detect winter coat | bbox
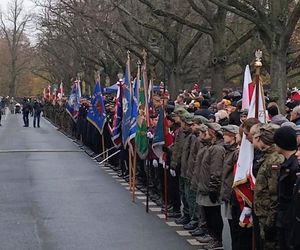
[186,137,202,181]
[191,141,210,191]
[253,149,284,227]
[291,175,300,248]
[180,130,194,178]
[277,154,300,229]
[170,127,185,171]
[196,139,225,195]
[220,143,239,202]
[270,114,289,125]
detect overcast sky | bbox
[0,0,35,14]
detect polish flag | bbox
[233,65,266,208]
[242,65,255,109]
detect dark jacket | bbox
[277,154,300,229]
[220,143,239,202]
[191,141,210,191]
[170,127,185,171]
[33,102,43,114]
[197,138,225,194]
[180,129,194,178]
[291,174,300,247]
[186,137,202,181]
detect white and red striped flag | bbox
[233,65,266,207]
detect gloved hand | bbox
[239,207,253,228]
[162,163,169,170]
[170,169,176,177]
[208,191,219,203]
[152,159,159,168]
[147,131,153,139]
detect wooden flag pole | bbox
[132,148,137,202]
[253,49,262,250]
[254,50,262,119]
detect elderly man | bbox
[290,105,300,125]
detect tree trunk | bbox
[269,48,287,111]
[168,66,182,99]
[210,36,226,101]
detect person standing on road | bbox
[22,98,32,127]
[274,126,300,250]
[33,99,43,128]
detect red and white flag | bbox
[233,65,266,207]
[241,65,255,110]
[57,82,64,100]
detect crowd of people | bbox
[42,85,300,250]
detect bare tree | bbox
[0,0,31,97]
[208,0,300,107]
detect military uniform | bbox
[254,149,284,250]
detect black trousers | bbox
[33,112,41,127]
[168,170,181,212]
[229,205,252,250]
[203,205,223,242]
[23,113,29,126]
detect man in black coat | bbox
[33,100,43,128]
[22,98,32,127]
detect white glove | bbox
[152,159,158,168]
[147,131,153,139]
[163,163,169,169]
[239,207,253,228]
[170,169,176,177]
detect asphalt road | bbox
[0,113,230,250]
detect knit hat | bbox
[273,126,297,151]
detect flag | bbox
[57,82,64,100]
[87,81,106,135]
[111,81,123,147]
[152,107,173,163]
[121,56,132,147]
[66,80,81,121]
[135,70,148,159]
[233,79,266,207]
[128,78,138,150]
[241,65,255,110]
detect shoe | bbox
[161,204,172,212]
[0,124,2,126]
[167,211,182,218]
[190,227,207,236]
[203,239,223,249]
[183,221,198,230]
[175,215,190,225]
[196,234,213,243]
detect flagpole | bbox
[95,71,107,165]
[126,51,134,193]
[254,50,262,119]
[142,50,150,212]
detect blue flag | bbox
[128,78,138,150]
[87,81,106,135]
[66,80,81,121]
[122,60,132,147]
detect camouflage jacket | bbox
[254,149,284,226]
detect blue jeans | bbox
[33,112,41,127]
